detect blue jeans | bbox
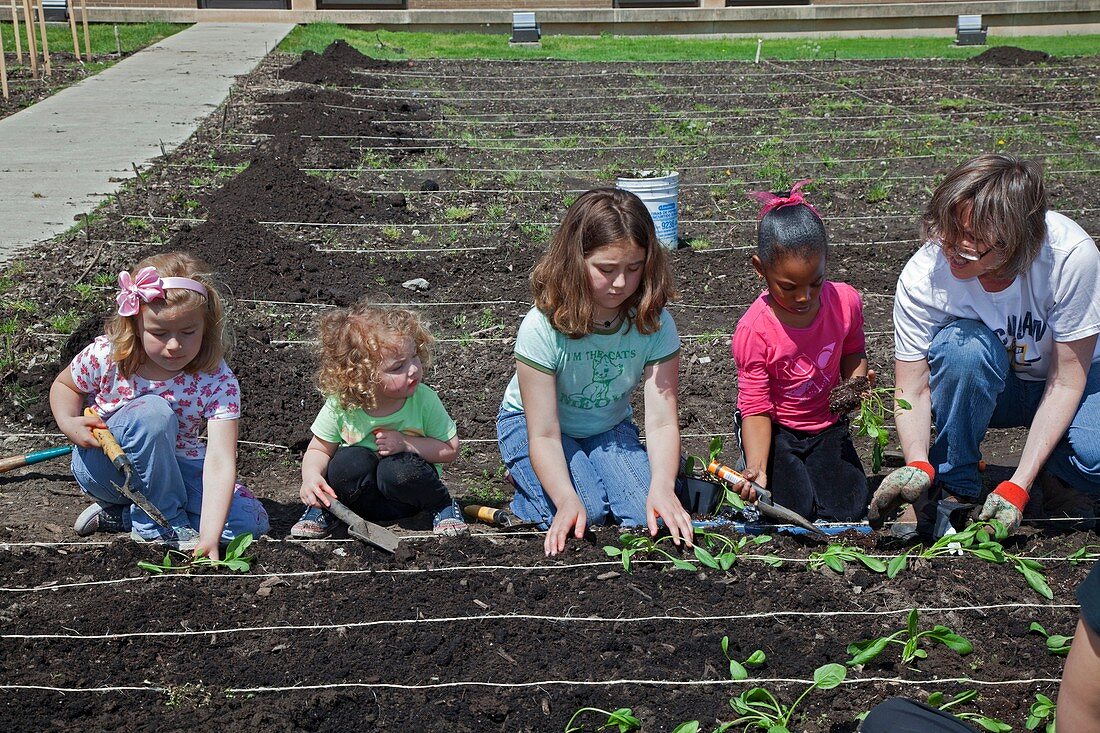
[71,394,270,542]
[928,319,1100,499]
[496,409,654,529]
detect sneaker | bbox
[433,499,469,537]
[74,502,131,536]
[291,506,336,539]
[130,526,200,552]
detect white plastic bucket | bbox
[616,171,680,249]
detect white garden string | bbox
[0,602,1080,641]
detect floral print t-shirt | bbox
[70,335,241,459]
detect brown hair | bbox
[922,153,1048,277]
[316,301,434,411]
[530,187,677,339]
[106,252,230,378]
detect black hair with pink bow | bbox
[747,179,827,266]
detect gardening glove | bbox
[867,461,935,530]
[978,481,1028,534]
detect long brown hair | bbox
[316,301,434,412]
[530,187,677,338]
[922,153,1047,277]
[106,252,230,377]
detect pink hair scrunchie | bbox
[748,179,822,221]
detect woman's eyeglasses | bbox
[942,236,998,262]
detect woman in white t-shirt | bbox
[867,154,1100,535]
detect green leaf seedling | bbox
[846,609,972,667]
[1028,622,1072,656]
[721,638,766,680]
[564,707,641,733]
[1025,693,1056,732]
[137,533,255,575]
[927,690,1011,732]
[851,387,911,473]
[920,521,1054,600]
[604,530,777,574]
[808,544,886,575]
[719,663,845,733]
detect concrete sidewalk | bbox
[0,22,294,262]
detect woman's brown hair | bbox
[922,153,1047,277]
[106,252,230,378]
[530,187,678,338]
[316,301,434,412]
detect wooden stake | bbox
[21,0,36,80]
[10,0,23,63]
[66,0,81,64]
[0,25,9,101]
[79,0,89,62]
[34,0,50,76]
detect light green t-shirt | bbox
[311,384,458,475]
[500,307,680,439]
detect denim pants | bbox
[325,445,452,521]
[928,319,1100,499]
[496,409,653,529]
[733,411,868,522]
[71,394,270,542]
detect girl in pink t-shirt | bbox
[49,252,268,557]
[729,181,871,521]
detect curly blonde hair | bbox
[105,252,230,378]
[316,301,434,411]
[531,187,677,339]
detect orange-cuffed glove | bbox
[978,481,1028,533]
[867,461,935,530]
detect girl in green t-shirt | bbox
[291,302,466,538]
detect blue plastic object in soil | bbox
[692,518,871,536]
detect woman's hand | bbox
[545,494,586,557]
[57,413,105,449]
[647,487,693,547]
[374,429,411,457]
[300,473,336,508]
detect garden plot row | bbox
[0,528,1094,730]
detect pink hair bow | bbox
[116,266,165,316]
[748,179,821,221]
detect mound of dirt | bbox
[280,40,398,88]
[972,46,1052,66]
[256,87,433,138]
[203,139,413,225]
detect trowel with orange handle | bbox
[707,460,826,536]
[83,407,172,530]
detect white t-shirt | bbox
[894,211,1100,381]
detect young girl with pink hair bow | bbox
[49,252,269,558]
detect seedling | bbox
[846,609,972,666]
[851,387,911,473]
[720,663,846,732]
[721,640,765,680]
[604,530,777,573]
[1026,693,1056,732]
[684,435,724,479]
[921,521,1053,600]
[564,707,640,733]
[927,690,1011,732]
[1028,622,1072,656]
[1067,543,1100,565]
[808,544,886,575]
[137,533,255,574]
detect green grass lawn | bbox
[282,24,1099,61]
[1,21,186,61]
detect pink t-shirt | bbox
[70,335,241,459]
[732,281,866,433]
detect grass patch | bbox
[0,22,187,60]
[281,25,1099,61]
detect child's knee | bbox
[224,484,270,538]
[376,453,446,504]
[109,395,178,443]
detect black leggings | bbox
[860,697,978,733]
[735,411,869,522]
[326,446,451,522]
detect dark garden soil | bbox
[1,43,1098,731]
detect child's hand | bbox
[57,414,107,449]
[545,494,587,557]
[193,535,220,562]
[373,429,410,457]
[732,468,765,502]
[300,474,337,508]
[647,487,694,548]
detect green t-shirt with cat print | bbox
[501,307,680,439]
